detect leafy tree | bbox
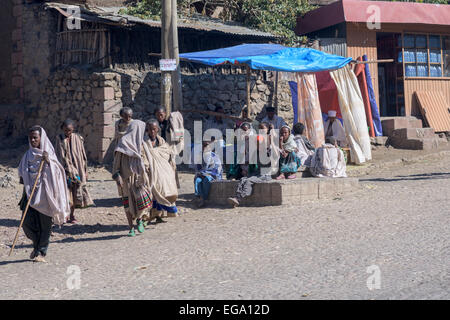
[120,0,316,45]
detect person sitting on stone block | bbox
[323,110,347,147]
[261,106,287,130]
[292,122,315,168]
[193,139,223,208]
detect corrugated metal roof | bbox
[415,91,450,132]
[296,0,450,35]
[44,2,278,38]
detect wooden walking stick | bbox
[9,158,46,256]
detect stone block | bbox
[103,125,115,138]
[318,178,336,199]
[92,87,115,100]
[11,28,23,41]
[392,128,434,140]
[381,117,408,137]
[13,5,23,17]
[11,52,22,64]
[101,138,112,152]
[12,76,23,87]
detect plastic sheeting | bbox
[354,57,374,137]
[180,44,352,72]
[363,55,383,136]
[330,65,372,164]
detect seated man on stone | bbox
[261,106,287,130]
[235,107,259,130]
[227,122,258,180]
[309,137,347,178]
[323,110,347,147]
[226,123,274,208]
[205,106,233,165]
[292,122,315,168]
[193,139,223,208]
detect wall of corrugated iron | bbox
[319,38,347,57]
[405,79,450,117]
[414,90,450,132]
[346,23,379,110]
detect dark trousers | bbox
[22,207,53,256]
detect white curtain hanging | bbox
[330,65,372,164]
[295,73,325,148]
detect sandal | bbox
[287,174,297,179]
[276,174,285,180]
[128,228,136,237]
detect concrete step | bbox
[391,127,435,140]
[390,137,439,150]
[205,177,360,207]
[370,136,388,146]
[381,117,423,136]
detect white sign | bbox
[160,59,177,71]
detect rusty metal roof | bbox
[44,2,278,38]
[415,91,450,133]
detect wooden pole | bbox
[9,159,45,256]
[246,65,251,116]
[161,0,172,114]
[170,0,183,111]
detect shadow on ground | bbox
[93,198,122,208]
[360,172,450,183]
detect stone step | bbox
[390,137,439,150]
[205,177,360,207]
[381,117,423,136]
[391,127,435,140]
[370,136,388,146]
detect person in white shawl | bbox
[18,126,70,262]
[113,120,152,237]
[292,122,315,167]
[309,137,347,178]
[323,110,347,147]
[142,119,178,222]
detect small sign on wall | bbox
[159,59,177,71]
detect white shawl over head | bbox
[18,127,70,225]
[114,119,146,176]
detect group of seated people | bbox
[195,107,348,208]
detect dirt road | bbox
[0,147,449,299]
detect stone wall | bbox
[114,67,294,133]
[35,68,122,163]
[22,1,57,106]
[32,65,295,163]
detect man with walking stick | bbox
[13,126,70,262]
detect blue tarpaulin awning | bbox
[179,43,352,72]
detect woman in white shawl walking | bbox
[18,126,70,262]
[112,119,153,237]
[142,119,178,222]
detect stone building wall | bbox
[33,66,294,164]
[114,67,294,133]
[35,68,122,163]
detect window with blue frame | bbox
[398,34,449,78]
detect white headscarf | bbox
[18,127,70,225]
[114,119,146,176]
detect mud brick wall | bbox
[35,68,122,163]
